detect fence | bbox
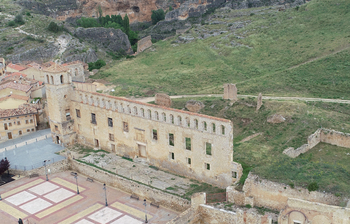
[10,156,63,171]
[206,192,227,204]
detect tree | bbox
[151,9,165,24]
[14,14,25,25]
[116,15,123,26]
[97,5,103,23]
[123,14,130,36]
[307,182,319,192]
[48,22,60,33]
[0,158,10,176]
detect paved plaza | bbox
[0,171,178,223]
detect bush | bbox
[88,59,106,71]
[7,21,15,26]
[132,43,137,52]
[26,12,31,16]
[307,182,319,192]
[14,14,25,25]
[151,9,165,24]
[48,22,60,33]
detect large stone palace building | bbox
[45,67,242,187]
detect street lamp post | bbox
[43,160,50,181]
[103,183,108,206]
[73,173,79,194]
[143,199,148,223]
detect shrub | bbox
[307,182,319,192]
[151,9,165,24]
[88,59,106,71]
[48,21,60,33]
[7,21,15,26]
[26,12,31,16]
[14,14,25,25]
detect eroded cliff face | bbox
[19,0,180,23]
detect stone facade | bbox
[283,128,350,158]
[279,198,350,224]
[155,93,172,107]
[223,83,238,101]
[0,113,37,142]
[73,82,96,92]
[137,36,153,54]
[185,100,204,113]
[46,75,242,187]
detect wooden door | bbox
[7,132,12,139]
[138,144,147,158]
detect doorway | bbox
[138,144,147,158]
[7,132,12,139]
[56,136,60,144]
[94,139,99,148]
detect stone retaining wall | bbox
[9,159,69,177]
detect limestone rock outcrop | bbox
[186,100,205,113]
[267,114,285,124]
[74,27,133,54]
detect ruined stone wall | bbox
[10,159,69,177]
[242,174,340,210]
[73,82,96,92]
[321,129,350,148]
[137,35,152,54]
[69,90,241,187]
[70,159,190,212]
[279,198,350,224]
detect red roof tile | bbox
[7,63,26,71]
[0,104,39,118]
[0,94,29,102]
[0,82,32,93]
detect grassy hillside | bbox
[171,97,350,199]
[95,0,350,98]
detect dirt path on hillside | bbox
[134,94,350,104]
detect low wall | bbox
[10,159,69,177]
[283,128,350,158]
[167,208,196,224]
[0,134,51,153]
[242,174,340,210]
[70,159,190,212]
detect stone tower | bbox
[44,63,76,146]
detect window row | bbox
[78,98,227,135]
[169,153,212,170]
[3,119,33,130]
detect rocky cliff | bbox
[165,0,306,21]
[74,27,133,55]
[19,0,179,23]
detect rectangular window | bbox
[206,142,212,155]
[27,129,30,132]
[111,144,116,152]
[94,139,99,147]
[4,123,8,130]
[123,122,129,132]
[31,128,34,132]
[19,130,22,135]
[232,171,237,178]
[65,109,71,120]
[30,119,33,123]
[91,113,96,124]
[9,122,12,127]
[187,158,191,165]
[185,137,191,150]
[152,129,158,140]
[17,121,20,125]
[108,118,113,127]
[76,109,81,118]
[55,125,58,131]
[109,133,114,141]
[169,152,174,160]
[169,133,174,146]
[25,120,28,124]
[205,163,210,170]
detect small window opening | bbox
[205,163,211,170]
[232,171,237,178]
[123,122,129,132]
[195,119,198,129]
[169,133,174,146]
[212,123,216,133]
[204,122,207,131]
[91,113,96,124]
[76,109,81,118]
[187,158,191,165]
[108,118,113,127]
[170,114,174,124]
[162,113,166,122]
[109,133,114,141]
[55,125,58,131]
[221,125,225,135]
[19,130,22,135]
[185,137,191,150]
[206,142,212,155]
[152,129,158,140]
[170,152,175,160]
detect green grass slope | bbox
[96,0,350,98]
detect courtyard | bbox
[0,171,178,223]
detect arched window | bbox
[101,99,105,108]
[155,111,159,120]
[170,114,174,124]
[212,123,216,133]
[95,98,100,107]
[140,108,145,117]
[221,125,225,135]
[75,68,78,76]
[127,106,131,114]
[60,75,63,84]
[186,117,190,128]
[51,76,54,85]
[134,106,138,115]
[106,100,110,109]
[147,109,151,119]
[120,103,124,112]
[194,119,198,129]
[203,121,207,131]
[46,75,49,84]
[89,96,93,105]
[177,116,182,125]
[162,112,166,122]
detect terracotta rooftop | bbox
[0,81,32,93]
[43,62,69,73]
[0,94,29,102]
[7,63,26,71]
[78,90,231,123]
[26,62,42,70]
[3,72,27,79]
[0,104,39,118]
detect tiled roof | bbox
[43,62,69,73]
[7,63,26,71]
[26,62,42,70]
[0,81,32,93]
[0,94,29,102]
[3,72,27,80]
[0,104,39,118]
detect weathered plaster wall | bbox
[0,114,37,141]
[279,198,350,224]
[241,174,340,210]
